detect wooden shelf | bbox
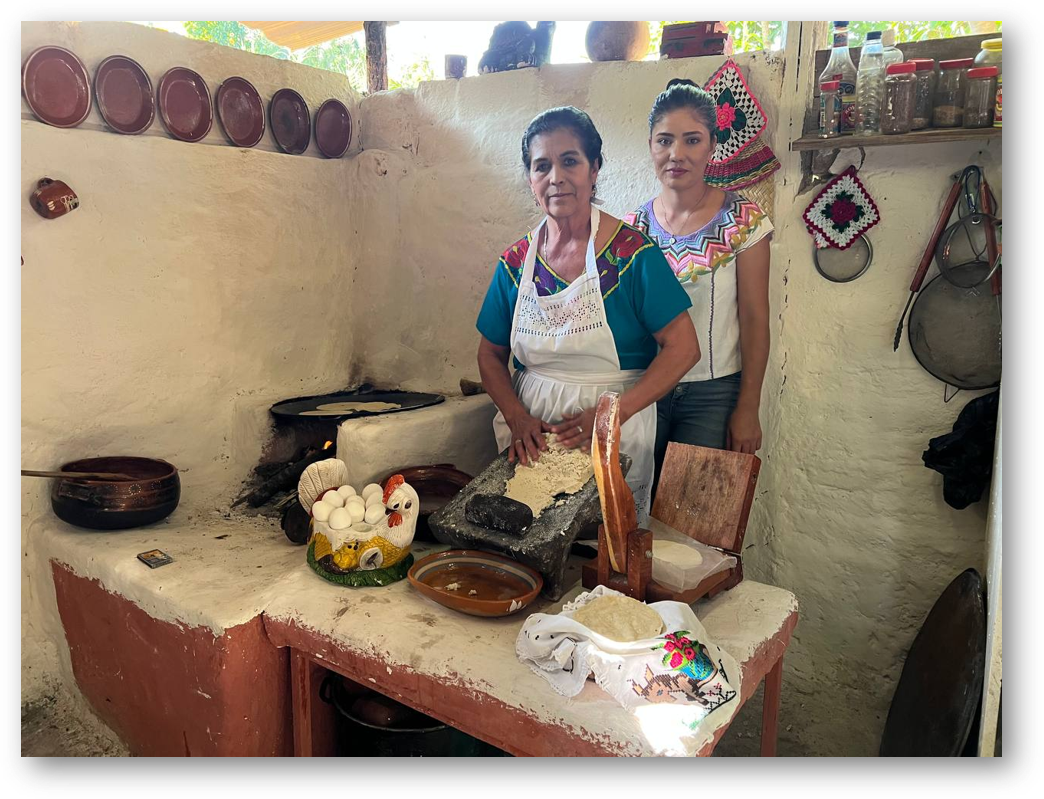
[791,126,1001,151]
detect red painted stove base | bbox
[51,562,292,756]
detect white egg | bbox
[322,490,345,508]
[328,507,353,531]
[365,492,384,508]
[364,504,386,524]
[347,501,366,523]
[361,483,383,501]
[311,501,332,522]
[337,485,357,499]
[353,523,372,534]
[346,495,366,511]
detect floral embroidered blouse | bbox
[624,192,772,382]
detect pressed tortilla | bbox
[300,401,403,416]
[652,539,704,567]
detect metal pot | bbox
[51,456,180,530]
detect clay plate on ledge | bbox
[22,46,92,128]
[269,88,311,155]
[408,549,543,617]
[216,76,265,147]
[94,55,155,135]
[157,66,213,142]
[314,98,352,158]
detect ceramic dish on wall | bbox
[314,98,352,158]
[215,76,265,147]
[93,55,155,135]
[269,88,311,155]
[21,46,92,128]
[157,66,213,143]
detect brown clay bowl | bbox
[50,456,180,530]
[380,464,472,541]
[408,549,543,618]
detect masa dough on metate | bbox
[504,433,593,517]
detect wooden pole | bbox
[364,21,387,94]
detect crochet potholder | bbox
[704,58,768,164]
[705,135,780,190]
[802,166,881,250]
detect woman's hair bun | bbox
[665,78,698,90]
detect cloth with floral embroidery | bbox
[516,585,740,742]
[803,165,881,250]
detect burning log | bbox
[232,441,333,509]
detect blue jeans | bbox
[654,372,742,492]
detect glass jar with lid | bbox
[933,58,974,127]
[975,38,1002,73]
[882,62,916,134]
[909,59,936,130]
[964,66,998,128]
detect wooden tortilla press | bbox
[581,391,761,603]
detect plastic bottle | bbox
[855,31,885,135]
[881,29,904,68]
[819,22,858,133]
[819,80,842,138]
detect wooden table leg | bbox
[760,655,784,757]
[290,649,338,757]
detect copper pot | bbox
[51,456,180,530]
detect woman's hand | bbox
[549,407,596,451]
[505,411,552,466]
[727,405,762,453]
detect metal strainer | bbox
[813,234,873,282]
[935,213,1002,289]
[908,273,1002,397]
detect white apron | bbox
[492,208,656,523]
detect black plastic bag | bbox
[922,391,999,509]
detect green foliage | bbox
[182,21,440,91]
[845,20,1002,45]
[648,20,1001,56]
[389,56,436,90]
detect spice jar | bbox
[819,80,842,138]
[933,58,973,127]
[975,38,1002,72]
[974,37,1002,130]
[994,74,1002,128]
[882,62,916,134]
[909,58,936,130]
[964,66,998,128]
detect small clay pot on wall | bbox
[30,177,78,219]
[585,22,651,62]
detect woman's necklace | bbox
[658,184,711,245]
[539,223,586,277]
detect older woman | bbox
[624,80,773,486]
[476,107,700,521]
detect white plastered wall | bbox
[22,21,998,755]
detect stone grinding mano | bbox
[429,446,631,601]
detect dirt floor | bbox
[21,689,129,757]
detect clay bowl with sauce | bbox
[380,465,473,542]
[408,549,543,617]
[50,456,180,530]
